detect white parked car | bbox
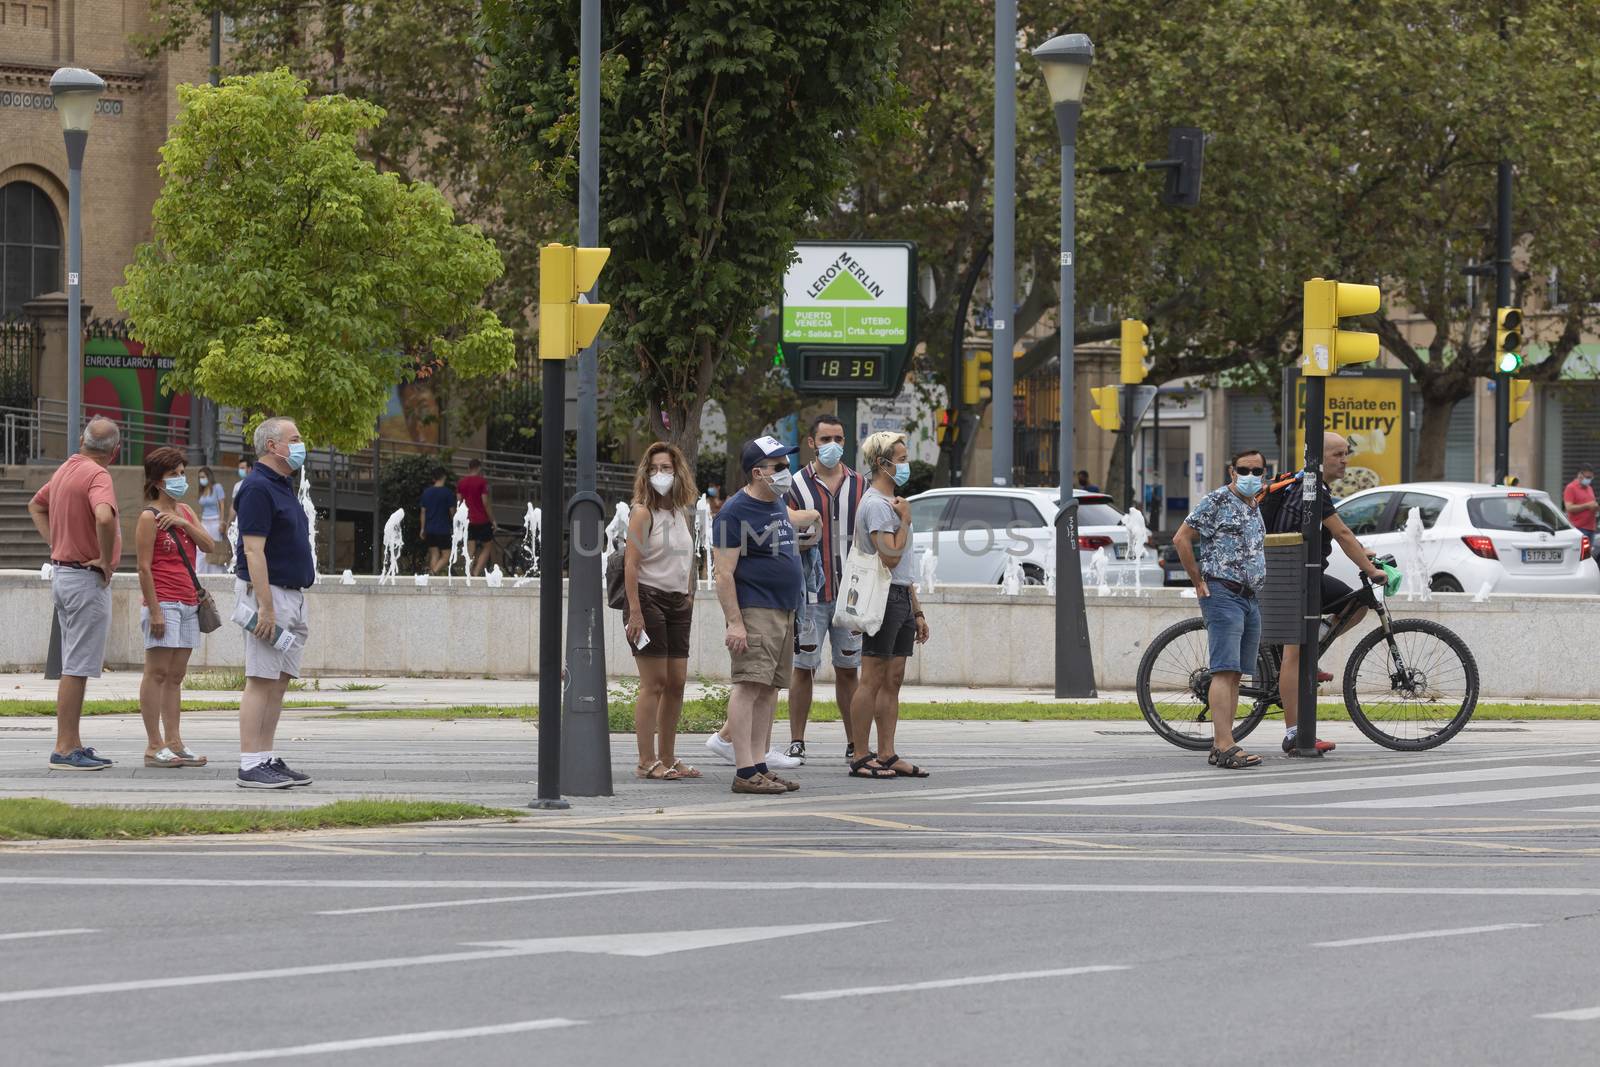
[905,487,1160,586]
[1326,482,1600,595]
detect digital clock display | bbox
[802,354,883,386]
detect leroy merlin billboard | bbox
[782,243,911,345]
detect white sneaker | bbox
[704,733,736,765]
[764,747,803,770]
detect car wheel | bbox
[1429,574,1463,593]
[1021,564,1046,586]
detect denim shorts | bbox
[793,600,862,671]
[1198,583,1261,675]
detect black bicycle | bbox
[1135,559,1480,752]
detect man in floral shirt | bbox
[1172,449,1268,769]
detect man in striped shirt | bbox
[784,413,868,763]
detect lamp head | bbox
[50,67,106,133]
[1032,33,1094,105]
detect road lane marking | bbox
[782,965,1130,1001]
[1313,923,1539,948]
[0,923,874,1005]
[1308,781,1600,809]
[0,928,97,942]
[100,1017,584,1065]
[988,766,1595,807]
[315,886,667,916]
[1536,1005,1600,1022]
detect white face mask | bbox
[767,467,794,494]
[649,472,674,495]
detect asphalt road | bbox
[6,720,1600,1065]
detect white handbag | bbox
[833,543,891,636]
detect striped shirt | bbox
[787,462,866,604]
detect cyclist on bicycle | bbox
[1260,431,1387,756]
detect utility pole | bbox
[1492,160,1512,486]
[561,0,613,797]
[991,0,1016,487]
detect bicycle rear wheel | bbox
[1342,618,1479,751]
[1136,617,1273,751]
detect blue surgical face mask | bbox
[163,476,189,498]
[817,442,845,468]
[286,442,307,472]
[1234,474,1263,496]
[892,461,911,487]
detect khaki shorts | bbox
[53,566,111,678]
[235,579,310,680]
[731,606,794,689]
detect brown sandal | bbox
[634,760,669,780]
[1210,745,1262,770]
[667,760,702,779]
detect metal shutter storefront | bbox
[1228,392,1279,473]
[1561,383,1600,473]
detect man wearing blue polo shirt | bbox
[233,417,317,789]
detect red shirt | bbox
[457,474,490,524]
[1565,478,1598,532]
[32,454,122,567]
[146,506,200,605]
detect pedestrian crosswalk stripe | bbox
[1296,780,1600,810]
[984,765,1594,808]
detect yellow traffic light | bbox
[962,349,993,406]
[1120,318,1149,385]
[1496,307,1524,374]
[1509,378,1533,424]
[1302,277,1381,376]
[1090,385,1121,431]
[539,243,611,360]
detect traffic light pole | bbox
[1493,159,1513,485]
[1121,385,1135,511]
[991,0,1016,488]
[559,0,613,798]
[534,358,569,809]
[1296,373,1326,758]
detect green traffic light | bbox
[1498,351,1522,374]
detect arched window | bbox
[2,182,62,315]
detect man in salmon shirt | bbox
[27,417,124,771]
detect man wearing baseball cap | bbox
[711,436,810,795]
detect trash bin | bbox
[1259,533,1304,644]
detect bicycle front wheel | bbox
[1136,617,1272,751]
[1342,618,1479,751]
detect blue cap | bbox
[740,435,798,473]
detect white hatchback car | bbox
[906,487,1159,585]
[1326,482,1600,595]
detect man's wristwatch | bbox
[913,611,925,619]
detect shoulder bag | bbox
[832,541,891,636]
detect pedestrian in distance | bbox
[849,430,931,780]
[1564,464,1597,560]
[624,443,701,781]
[419,467,455,576]
[135,446,213,769]
[456,458,496,576]
[1076,469,1100,493]
[27,416,123,771]
[1260,432,1387,756]
[233,417,316,789]
[711,436,812,795]
[193,465,229,574]
[1171,448,1269,769]
[232,458,253,504]
[785,413,866,765]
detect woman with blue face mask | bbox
[135,447,216,769]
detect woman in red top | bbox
[136,447,215,769]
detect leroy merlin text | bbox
[806,253,885,300]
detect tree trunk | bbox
[1413,392,1459,481]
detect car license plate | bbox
[1522,548,1562,564]
[1114,546,1126,559]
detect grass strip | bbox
[0,700,331,717]
[322,699,1600,727]
[0,798,522,841]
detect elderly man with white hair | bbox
[28,417,123,771]
[232,416,316,788]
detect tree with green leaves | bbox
[480,0,910,466]
[116,69,515,451]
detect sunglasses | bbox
[1234,465,1266,476]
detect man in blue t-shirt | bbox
[418,468,455,575]
[233,416,316,790]
[711,436,814,795]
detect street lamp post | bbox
[1033,33,1097,698]
[50,67,105,456]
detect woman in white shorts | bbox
[135,446,215,768]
